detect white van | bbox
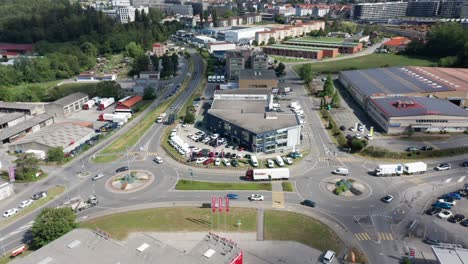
[250,156,258,167]
[216,76,221,83]
[322,250,335,264]
[275,156,285,167]
[221,76,225,83]
[208,76,213,83]
[332,168,349,175]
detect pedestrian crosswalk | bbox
[318,157,329,162]
[354,233,372,241]
[128,151,159,157]
[337,156,356,163]
[378,232,394,240]
[272,191,285,208]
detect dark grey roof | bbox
[369,96,468,118]
[211,99,267,113]
[0,102,41,111]
[52,92,88,106]
[215,88,271,95]
[0,113,24,125]
[239,69,277,80]
[0,114,53,140]
[226,51,244,58]
[340,67,454,97]
[209,109,299,134]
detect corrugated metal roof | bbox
[369,96,468,118]
[52,92,88,107]
[0,114,53,140]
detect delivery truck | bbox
[245,168,290,181]
[403,162,427,175]
[374,164,404,176]
[98,97,115,110]
[112,116,127,124]
[113,112,132,119]
[99,113,116,121]
[82,99,95,110]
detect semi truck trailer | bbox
[245,168,290,181]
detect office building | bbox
[351,2,409,20]
[255,21,325,45]
[226,51,245,80]
[206,89,300,153]
[440,0,467,18]
[117,6,149,23]
[251,51,269,70]
[406,0,440,17]
[238,69,278,89]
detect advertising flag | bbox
[218,196,223,212]
[225,197,229,213]
[8,166,15,182]
[211,196,216,212]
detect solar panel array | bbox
[341,67,454,97]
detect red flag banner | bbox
[218,196,223,212]
[211,196,216,212]
[225,197,229,213]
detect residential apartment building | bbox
[313,5,330,17]
[251,52,269,70]
[117,6,149,23]
[226,51,245,80]
[351,2,408,20]
[440,0,467,18]
[255,21,325,45]
[152,43,166,57]
[406,0,441,17]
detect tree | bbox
[14,153,39,181]
[124,42,144,58]
[95,81,121,98]
[150,55,159,71]
[47,147,64,163]
[299,64,314,83]
[184,112,196,124]
[31,208,77,249]
[129,54,149,76]
[324,74,335,96]
[268,37,276,45]
[275,62,285,76]
[79,42,97,58]
[350,138,367,152]
[143,86,156,100]
[331,91,341,108]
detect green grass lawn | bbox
[175,180,272,191]
[270,55,312,63]
[80,207,257,240]
[92,154,122,163]
[293,53,436,73]
[264,210,343,253]
[281,182,294,192]
[0,186,65,228]
[298,36,347,43]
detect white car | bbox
[267,159,274,168]
[189,135,199,141]
[202,137,211,143]
[3,208,18,218]
[214,158,221,166]
[437,210,453,220]
[249,194,264,201]
[284,157,293,165]
[365,134,373,140]
[438,199,456,206]
[211,133,219,139]
[195,157,207,164]
[153,156,163,164]
[18,199,34,209]
[332,168,349,175]
[358,126,364,132]
[355,133,362,139]
[92,173,105,181]
[222,158,231,166]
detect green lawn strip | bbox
[92,154,122,163]
[270,55,312,63]
[264,210,343,253]
[292,54,436,74]
[361,145,468,160]
[80,207,257,240]
[0,186,65,229]
[175,180,272,191]
[0,172,47,183]
[281,182,294,192]
[99,56,195,155]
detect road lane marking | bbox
[457,176,465,183]
[445,178,452,183]
[354,233,371,240]
[378,232,394,240]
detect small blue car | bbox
[226,193,239,199]
[432,202,452,209]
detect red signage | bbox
[211,196,216,212]
[219,196,223,212]
[226,197,230,213]
[230,250,243,264]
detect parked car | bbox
[222,158,231,166]
[116,166,129,172]
[381,195,394,203]
[406,147,419,152]
[231,153,237,159]
[461,219,468,227]
[3,208,18,218]
[444,193,462,200]
[355,133,362,139]
[435,163,451,171]
[214,158,221,166]
[290,152,302,159]
[448,214,465,223]
[339,125,346,131]
[203,158,214,165]
[196,157,207,164]
[432,202,452,209]
[267,159,274,168]
[332,168,349,176]
[423,238,441,246]
[31,191,47,200]
[226,193,239,199]
[92,173,105,181]
[231,159,239,167]
[438,199,456,206]
[437,210,453,220]
[426,207,442,215]
[462,161,468,167]
[301,199,316,207]
[249,194,264,201]
[284,157,293,165]
[421,145,433,151]
[18,199,34,209]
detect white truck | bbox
[246,168,290,181]
[58,195,98,213]
[403,162,427,174]
[374,164,404,176]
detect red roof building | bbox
[152,43,166,57]
[383,37,411,52]
[116,95,143,110]
[0,43,34,58]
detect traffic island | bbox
[106,170,154,194]
[320,177,371,201]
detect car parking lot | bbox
[55,104,115,129]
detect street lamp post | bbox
[189,169,193,184]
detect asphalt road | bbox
[1,48,468,264]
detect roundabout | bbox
[105,170,155,194]
[321,177,372,201]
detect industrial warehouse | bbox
[206,89,300,153]
[339,66,468,133]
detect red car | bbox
[203,158,214,165]
[208,152,215,158]
[238,147,245,151]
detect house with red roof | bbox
[0,43,34,59]
[152,43,166,57]
[382,37,411,52]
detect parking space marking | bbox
[272,191,285,208]
[378,232,394,240]
[457,176,466,183]
[354,233,372,241]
